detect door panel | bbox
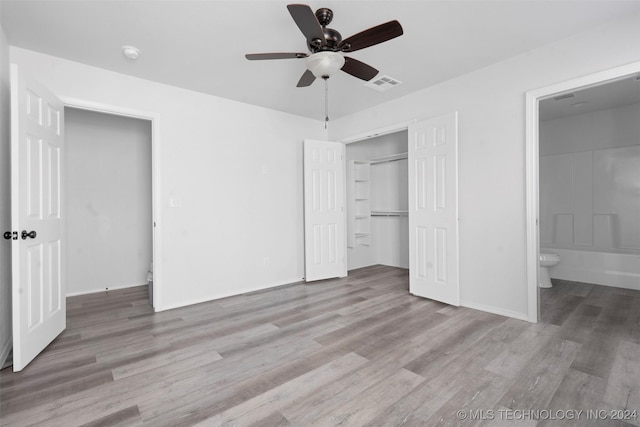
[409,113,459,305]
[11,65,66,371]
[304,139,346,281]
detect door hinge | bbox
[3,231,18,240]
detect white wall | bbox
[0,16,12,365]
[10,47,326,311]
[330,12,640,320]
[65,108,152,296]
[540,103,640,253]
[345,131,408,270]
[540,103,640,156]
[372,158,409,269]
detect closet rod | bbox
[369,152,408,165]
[371,211,408,217]
[370,158,407,165]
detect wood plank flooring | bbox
[1,266,639,426]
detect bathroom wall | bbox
[345,131,408,270]
[540,102,640,253]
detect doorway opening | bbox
[536,77,640,324]
[65,107,154,308]
[345,130,409,273]
[525,61,640,322]
[339,113,460,307]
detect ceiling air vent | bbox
[553,93,576,101]
[364,75,402,92]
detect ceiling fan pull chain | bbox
[324,77,329,129]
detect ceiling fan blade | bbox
[339,20,403,52]
[341,56,379,81]
[296,69,316,87]
[287,4,325,46]
[245,53,308,60]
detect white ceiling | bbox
[540,75,640,120]
[3,0,640,121]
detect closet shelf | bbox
[372,210,408,217]
[348,159,372,248]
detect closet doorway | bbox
[343,113,460,306]
[345,130,409,272]
[65,108,153,303]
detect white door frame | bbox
[60,97,162,310]
[340,120,416,145]
[525,61,640,322]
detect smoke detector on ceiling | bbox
[122,45,140,60]
[364,75,402,92]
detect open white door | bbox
[303,139,346,281]
[10,65,66,371]
[408,113,460,305]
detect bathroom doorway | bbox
[537,78,640,323]
[525,61,640,322]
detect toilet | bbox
[539,253,560,288]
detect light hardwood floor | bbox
[1,265,639,426]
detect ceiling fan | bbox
[245,4,403,87]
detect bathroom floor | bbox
[540,280,640,408]
[540,278,640,329]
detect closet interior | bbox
[346,130,409,271]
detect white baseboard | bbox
[551,268,640,291]
[460,300,530,322]
[0,337,12,369]
[66,282,148,297]
[156,278,304,312]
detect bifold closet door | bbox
[303,139,346,281]
[408,113,460,306]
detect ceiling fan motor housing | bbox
[306,8,343,52]
[309,27,342,52]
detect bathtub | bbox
[543,248,640,291]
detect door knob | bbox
[21,230,37,240]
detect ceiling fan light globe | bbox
[306,51,345,78]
